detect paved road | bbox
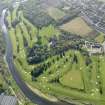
[0,9,73,105]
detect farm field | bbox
[47,7,66,20]
[60,17,94,36]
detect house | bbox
[0,95,18,105]
[83,41,103,55]
[102,41,105,53]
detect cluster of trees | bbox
[31,61,52,79]
[0,32,7,94]
[85,57,92,66]
[50,36,83,55]
[27,32,85,65]
[31,49,79,82]
[11,19,20,28]
[27,44,50,64]
[31,52,66,80]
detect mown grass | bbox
[47,7,65,20]
[6,11,12,27]
[19,22,31,47]
[18,11,38,47]
[8,28,17,55]
[39,24,61,45]
[95,32,105,43]
[60,68,84,90]
[99,55,105,95]
[11,6,18,22]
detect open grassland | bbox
[99,55,105,95]
[47,7,65,20]
[39,24,61,45]
[60,70,84,89]
[60,17,94,36]
[39,24,60,37]
[95,32,105,43]
[98,0,105,2]
[12,6,18,22]
[7,11,12,27]
[18,11,38,47]
[19,22,31,47]
[8,28,17,55]
[0,74,4,85]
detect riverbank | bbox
[26,83,58,102]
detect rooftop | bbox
[0,95,17,105]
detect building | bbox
[102,41,105,53]
[0,95,18,105]
[84,41,103,55]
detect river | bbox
[0,8,73,105]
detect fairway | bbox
[60,17,94,36]
[9,28,17,55]
[60,69,84,89]
[95,32,105,43]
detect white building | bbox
[102,41,105,53]
[84,41,103,55]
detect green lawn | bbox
[47,7,65,20]
[99,56,105,95]
[12,6,18,22]
[18,11,38,46]
[15,25,24,50]
[9,28,17,55]
[39,24,61,45]
[60,69,84,89]
[95,32,105,43]
[7,11,12,27]
[19,22,31,47]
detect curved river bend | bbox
[0,9,73,105]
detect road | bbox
[0,9,73,105]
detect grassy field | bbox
[99,55,105,95]
[39,24,61,45]
[12,6,18,22]
[60,69,84,89]
[98,0,105,2]
[18,11,38,47]
[9,28,17,55]
[95,32,105,43]
[0,74,4,86]
[60,17,94,36]
[47,7,65,20]
[7,11,12,28]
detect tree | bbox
[73,54,78,63]
[85,57,92,66]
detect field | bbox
[60,70,84,89]
[0,74,4,86]
[98,0,105,2]
[60,17,94,36]
[95,32,105,43]
[47,7,65,20]
[39,24,61,45]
